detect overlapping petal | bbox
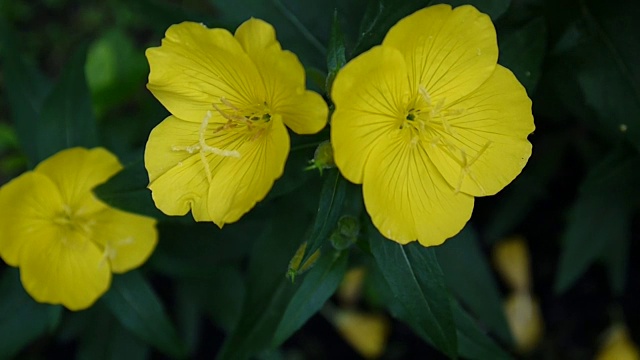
[92,208,158,273]
[146,22,265,122]
[145,116,214,221]
[363,131,474,246]
[331,46,409,184]
[35,147,121,214]
[235,18,327,134]
[425,66,534,196]
[20,228,110,311]
[383,4,498,102]
[206,117,290,225]
[0,172,64,266]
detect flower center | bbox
[171,97,272,182]
[400,85,491,194]
[53,205,95,241]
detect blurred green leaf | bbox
[484,134,567,242]
[265,142,317,201]
[93,158,168,221]
[217,200,310,360]
[0,269,62,359]
[77,305,150,360]
[85,28,148,117]
[1,30,52,168]
[37,46,98,162]
[298,169,349,266]
[555,147,640,294]
[272,250,349,347]
[369,227,458,359]
[326,9,347,95]
[179,266,245,332]
[437,226,513,345]
[555,0,640,149]
[367,258,511,359]
[103,271,186,358]
[498,17,546,93]
[452,300,513,360]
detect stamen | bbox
[418,85,432,106]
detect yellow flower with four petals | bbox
[331,4,535,246]
[144,19,328,226]
[0,148,158,310]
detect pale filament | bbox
[171,108,241,183]
[414,85,490,194]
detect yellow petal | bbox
[19,228,111,311]
[145,116,213,221]
[363,131,474,246]
[425,66,534,196]
[493,236,531,292]
[333,310,390,359]
[505,292,544,353]
[146,22,264,122]
[235,18,328,134]
[34,147,122,214]
[92,208,158,273]
[331,46,409,184]
[0,172,65,266]
[206,117,290,226]
[596,324,640,360]
[383,4,498,102]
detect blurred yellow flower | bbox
[331,4,534,246]
[0,148,158,311]
[596,324,640,360]
[144,19,328,226]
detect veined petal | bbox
[0,172,65,266]
[331,46,409,184]
[19,228,110,311]
[145,116,212,221]
[235,18,328,134]
[426,66,534,196]
[207,116,290,226]
[92,208,158,273]
[363,132,474,246]
[146,22,265,122]
[383,4,498,102]
[35,147,121,215]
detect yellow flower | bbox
[0,148,158,310]
[144,19,328,226]
[331,5,534,246]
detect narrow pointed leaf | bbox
[437,226,513,345]
[102,271,186,358]
[369,227,458,358]
[272,250,349,346]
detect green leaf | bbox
[93,158,168,220]
[484,134,566,243]
[77,305,150,360]
[37,46,98,162]
[436,226,513,345]
[560,0,640,150]
[369,227,458,358]
[555,147,640,294]
[0,29,52,168]
[272,250,349,346]
[452,300,513,360]
[217,201,311,360]
[298,169,349,266]
[498,17,546,93]
[366,262,511,359]
[102,271,186,358]
[0,269,62,359]
[325,9,347,95]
